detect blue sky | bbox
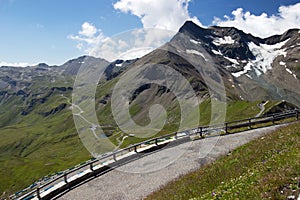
[0,0,299,66]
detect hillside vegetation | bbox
[146,121,300,200]
[0,97,259,195]
[0,94,291,197]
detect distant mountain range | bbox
[1,21,300,108]
[0,21,299,195]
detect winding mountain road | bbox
[57,124,285,200]
[255,101,268,117]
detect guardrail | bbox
[9,109,299,200]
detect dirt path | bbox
[57,124,285,200]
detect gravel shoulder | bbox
[58,125,285,200]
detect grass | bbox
[0,91,92,197]
[0,115,91,197]
[145,121,300,200]
[0,96,24,127]
[225,100,262,121]
[107,99,264,148]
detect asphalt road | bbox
[57,124,284,200]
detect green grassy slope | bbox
[146,121,300,200]
[0,98,91,195]
[0,96,263,196]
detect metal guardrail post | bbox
[37,187,41,199]
[113,153,117,161]
[272,115,275,124]
[225,123,228,134]
[155,138,158,146]
[174,132,178,139]
[199,127,203,137]
[134,145,137,153]
[89,163,94,171]
[296,110,299,121]
[248,119,252,129]
[63,173,68,183]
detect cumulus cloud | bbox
[113,0,202,31]
[79,22,98,37]
[70,0,201,61]
[213,3,300,38]
[0,61,30,67]
[68,22,109,54]
[69,22,107,45]
[70,24,173,61]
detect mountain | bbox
[0,21,300,196]
[93,20,300,130]
[175,21,300,105]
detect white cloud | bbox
[79,22,98,37]
[69,0,202,61]
[0,61,30,67]
[70,26,173,61]
[113,0,202,32]
[68,22,110,57]
[213,3,300,38]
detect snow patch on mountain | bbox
[212,36,235,46]
[211,49,223,55]
[115,60,124,67]
[293,74,297,79]
[224,56,239,65]
[232,39,289,77]
[190,39,201,45]
[246,74,253,80]
[286,68,293,74]
[233,62,254,77]
[283,65,297,79]
[186,49,208,61]
[279,61,286,66]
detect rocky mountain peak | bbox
[178,21,211,38]
[177,21,257,60]
[170,21,300,106]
